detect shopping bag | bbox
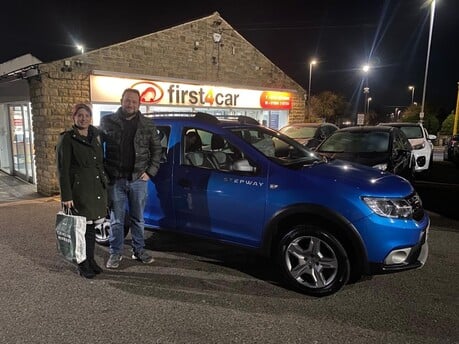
[55,209,87,264]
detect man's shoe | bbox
[88,259,103,274]
[106,254,122,269]
[132,250,155,264]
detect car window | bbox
[230,127,320,165]
[399,126,423,139]
[182,127,245,172]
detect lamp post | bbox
[308,59,317,119]
[367,97,372,114]
[409,85,415,104]
[362,64,370,115]
[420,0,436,122]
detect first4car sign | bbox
[90,75,293,110]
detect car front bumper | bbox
[369,228,429,274]
[355,211,430,275]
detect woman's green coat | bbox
[56,125,108,221]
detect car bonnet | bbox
[301,159,413,197]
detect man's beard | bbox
[121,108,136,117]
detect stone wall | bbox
[28,12,306,196]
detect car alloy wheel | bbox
[278,225,350,297]
[94,215,131,246]
[94,218,111,245]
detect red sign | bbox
[131,82,164,104]
[13,118,23,127]
[259,91,292,110]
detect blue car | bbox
[96,112,429,297]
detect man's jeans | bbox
[108,178,148,255]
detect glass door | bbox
[8,104,35,183]
[0,105,12,173]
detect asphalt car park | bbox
[0,199,457,344]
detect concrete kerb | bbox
[0,196,60,207]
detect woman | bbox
[56,103,108,278]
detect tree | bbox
[309,91,346,123]
[439,112,456,135]
[401,104,439,134]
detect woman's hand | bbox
[62,200,74,209]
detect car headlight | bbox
[373,163,388,171]
[362,197,413,218]
[412,142,425,150]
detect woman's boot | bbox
[78,260,96,279]
[86,223,103,274]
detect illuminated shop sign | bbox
[90,75,292,110]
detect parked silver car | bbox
[279,122,338,150]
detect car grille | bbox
[407,193,424,221]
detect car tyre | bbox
[277,224,350,297]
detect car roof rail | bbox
[145,111,195,118]
[194,112,220,123]
[145,111,260,125]
[236,116,259,125]
[145,111,220,123]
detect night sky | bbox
[2,0,458,117]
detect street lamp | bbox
[408,85,415,104]
[367,97,372,114]
[76,44,85,54]
[420,0,436,121]
[308,59,317,118]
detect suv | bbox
[379,122,436,176]
[97,113,429,297]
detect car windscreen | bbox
[318,131,390,153]
[230,127,323,165]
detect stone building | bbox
[1,12,306,196]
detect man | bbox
[100,88,162,269]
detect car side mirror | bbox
[232,159,256,173]
[428,134,437,141]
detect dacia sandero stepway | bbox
[96,113,429,297]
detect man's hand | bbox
[140,172,150,181]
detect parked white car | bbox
[379,122,436,176]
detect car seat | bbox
[210,134,231,170]
[184,131,216,169]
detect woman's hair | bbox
[72,103,92,117]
